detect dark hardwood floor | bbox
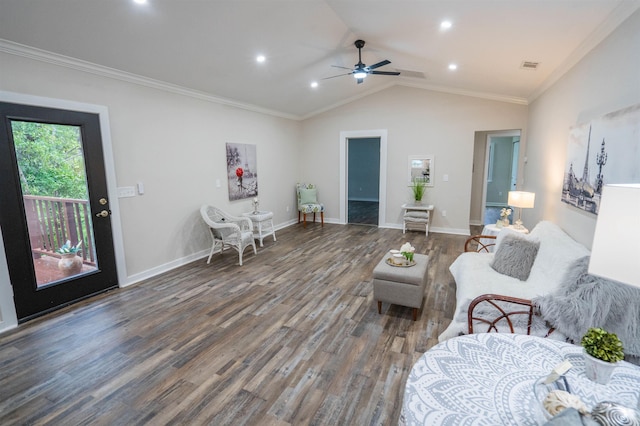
[0,223,469,425]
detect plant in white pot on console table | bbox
[581,327,624,384]
[410,178,426,204]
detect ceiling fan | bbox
[325,39,400,84]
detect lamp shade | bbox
[508,191,535,208]
[588,184,640,288]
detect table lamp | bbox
[588,184,640,289]
[508,191,535,230]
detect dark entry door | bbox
[0,102,118,322]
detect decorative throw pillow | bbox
[490,234,540,281]
[299,187,317,205]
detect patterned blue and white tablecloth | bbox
[400,333,640,426]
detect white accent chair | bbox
[200,205,257,266]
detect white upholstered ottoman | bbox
[372,253,429,321]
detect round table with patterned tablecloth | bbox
[400,333,640,426]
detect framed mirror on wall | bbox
[408,155,434,186]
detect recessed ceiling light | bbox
[448,63,458,71]
[310,81,319,88]
[440,20,452,30]
[133,0,147,4]
[256,55,266,63]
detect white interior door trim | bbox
[339,129,387,226]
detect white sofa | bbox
[439,221,590,342]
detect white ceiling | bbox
[1,0,638,119]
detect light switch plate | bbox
[117,186,136,198]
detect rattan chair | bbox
[200,205,257,266]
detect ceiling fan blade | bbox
[331,65,353,71]
[370,71,401,76]
[321,73,352,80]
[368,59,391,70]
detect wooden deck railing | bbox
[23,195,96,265]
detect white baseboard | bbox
[122,249,211,287]
[470,220,483,226]
[122,219,299,287]
[379,223,470,235]
[0,321,17,335]
[429,226,470,236]
[122,218,470,287]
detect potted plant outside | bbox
[581,327,624,384]
[410,178,427,204]
[56,240,83,276]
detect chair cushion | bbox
[299,203,324,213]
[299,187,317,205]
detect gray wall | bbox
[523,8,640,248]
[301,85,528,234]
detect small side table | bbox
[401,203,434,235]
[242,211,276,247]
[482,223,529,235]
[480,224,529,252]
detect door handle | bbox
[96,210,111,218]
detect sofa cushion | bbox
[491,234,540,281]
[525,221,590,288]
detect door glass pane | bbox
[10,120,98,288]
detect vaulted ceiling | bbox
[1,1,638,119]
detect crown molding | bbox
[396,81,528,105]
[528,2,640,103]
[301,80,528,119]
[300,81,398,120]
[0,39,300,121]
[2,38,528,122]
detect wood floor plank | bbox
[0,224,468,425]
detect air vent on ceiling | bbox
[393,68,426,79]
[520,61,540,70]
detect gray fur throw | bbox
[533,256,640,359]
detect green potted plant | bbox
[410,178,427,204]
[581,327,624,384]
[56,240,83,276]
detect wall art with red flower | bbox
[226,142,258,201]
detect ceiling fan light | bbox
[353,71,367,79]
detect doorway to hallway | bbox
[347,137,380,226]
[469,129,521,227]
